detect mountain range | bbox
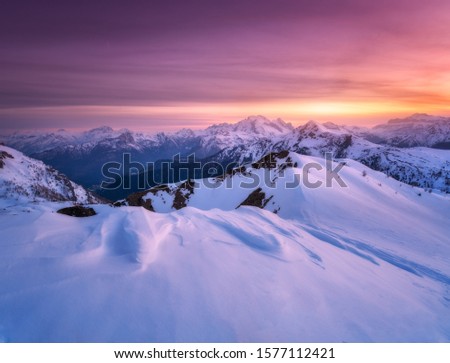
[0,114,449,342]
[1,113,449,200]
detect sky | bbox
[1,0,450,132]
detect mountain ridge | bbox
[1,114,449,199]
[0,145,102,206]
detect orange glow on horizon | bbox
[2,98,450,132]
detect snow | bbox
[134,152,450,277]
[0,145,99,206]
[371,114,450,147]
[0,116,449,342]
[2,114,448,155]
[0,153,449,342]
[2,115,448,197]
[0,116,294,157]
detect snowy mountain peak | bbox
[386,113,446,125]
[234,115,293,135]
[0,145,101,206]
[173,128,196,138]
[204,116,293,138]
[322,121,342,130]
[371,114,450,147]
[117,130,135,144]
[296,120,345,136]
[86,126,114,134]
[239,114,270,122]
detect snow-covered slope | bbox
[0,152,449,342]
[121,151,449,220]
[0,145,101,206]
[278,122,449,192]
[211,122,450,193]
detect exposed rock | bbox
[148,184,171,195]
[238,188,273,209]
[172,179,195,210]
[57,205,97,217]
[0,150,14,169]
[335,135,353,158]
[125,190,155,212]
[251,150,290,169]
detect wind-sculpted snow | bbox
[0,203,448,342]
[0,152,449,342]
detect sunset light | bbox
[1,0,450,131]
[0,0,449,350]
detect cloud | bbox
[1,0,450,130]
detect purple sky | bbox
[1,0,450,132]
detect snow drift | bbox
[0,152,449,342]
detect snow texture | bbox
[0,152,449,342]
